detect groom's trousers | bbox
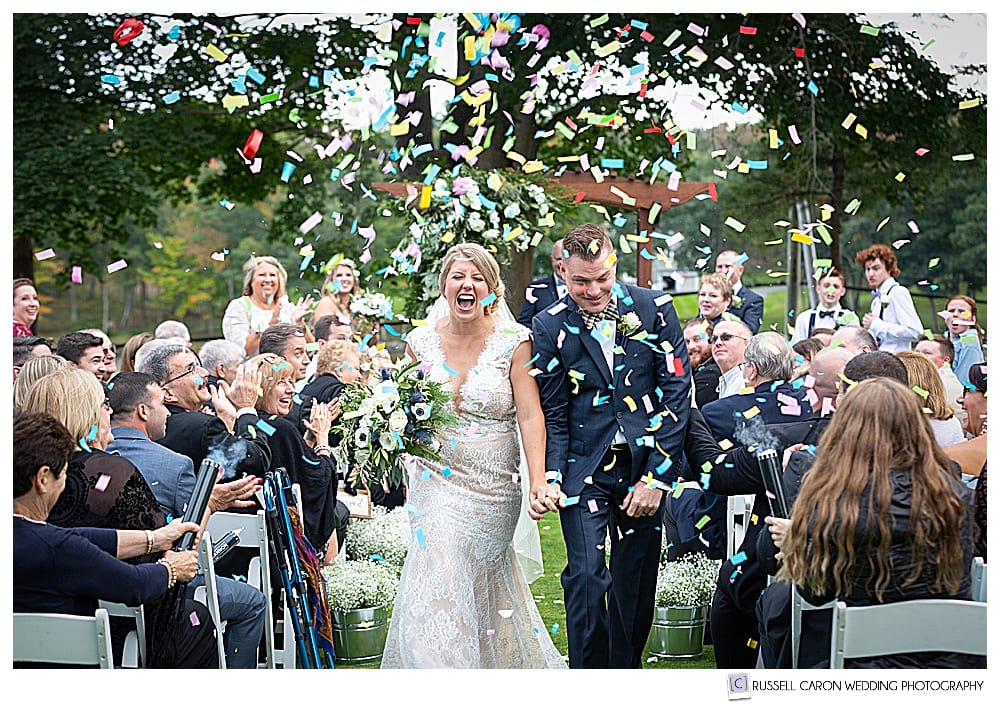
[559,446,663,668]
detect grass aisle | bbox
[531,512,715,669]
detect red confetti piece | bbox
[113,18,145,46]
[573,192,586,204]
[739,26,757,35]
[708,183,719,201]
[639,82,648,98]
[643,125,662,134]
[673,357,685,377]
[406,16,422,25]
[243,129,264,159]
[640,30,654,42]
[794,47,805,58]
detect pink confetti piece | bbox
[71,266,83,284]
[915,147,930,156]
[486,629,496,635]
[189,610,200,626]
[907,220,920,233]
[891,239,911,249]
[94,474,112,492]
[791,13,806,28]
[299,211,323,234]
[587,498,599,513]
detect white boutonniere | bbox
[617,311,645,339]
[732,295,743,308]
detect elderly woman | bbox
[13,410,218,668]
[312,257,359,328]
[897,351,966,448]
[244,352,349,564]
[13,277,40,338]
[222,255,314,357]
[697,272,734,326]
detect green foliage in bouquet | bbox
[334,359,456,489]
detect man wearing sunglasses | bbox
[710,319,752,400]
[136,343,271,480]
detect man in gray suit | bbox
[107,372,266,669]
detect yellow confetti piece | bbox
[595,40,623,57]
[441,230,456,243]
[952,153,975,161]
[605,251,617,268]
[204,44,229,62]
[737,162,750,174]
[895,171,906,182]
[464,35,477,61]
[222,94,250,112]
[719,439,734,451]
[912,385,929,398]
[506,150,526,165]
[841,113,857,129]
[419,185,432,209]
[389,122,410,136]
[959,98,981,110]
[929,258,940,268]
[855,124,868,139]
[876,216,890,231]
[523,160,545,174]
[623,396,637,412]
[724,217,746,232]
[791,231,813,244]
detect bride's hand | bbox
[528,482,565,520]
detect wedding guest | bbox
[301,314,353,383]
[716,250,763,333]
[55,331,107,382]
[789,268,859,344]
[897,351,966,448]
[943,294,986,387]
[13,335,52,381]
[958,363,987,438]
[120,332,154,374]
[517,238,566,326]
[313,257,358,327]
[710,318,752,399]
[198,338,244,387]
[382,242,564,668]
[760,377,981,668]
[532,224,690,669]
[697,272,733,327]
[829,324,877,355]
[154,319,192,348]
[13,410,218,669]
[259,323,311,385]
[222,255,313,357]
[915,334,966,428]
[791,337,823,380]
[857,243,922,353]
[13,278,40,338]
[685,318,720,408]
[244,352,348,563]
[80,328,118,382]
[13,354,69,408]
[809,327,836,347]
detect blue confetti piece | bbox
[246,67,266,84]
[442,363,458,376]
[562,495,580,507]
[86,423,99,443]
[167,26,180,40]
[383,323,401,337]
[601,158,625,169]
[301,454,320,466]
[732,101,749,114]
[442,467,452,478]
[731,550,748,565]
[163,91,181,105]
[369,554,386,563]
[545,357,560,372]
[101,74,121,85]
[421,469,431,481]
[746,159,768,170]
[255,419,277,436]
[562,323,581,335]
[415,528,426,548]
[551,623,560,634]
[807,80,819,95]
[280,161,296,183]
[480,292,497,307]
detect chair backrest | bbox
[789,583,837,668]
[830,598,987,668]
[972,556,987,602]
[206,510,276,668]
[13,608,114,668]
[194,530,228,669]
[98,600,147,667]
[726,494,754,559]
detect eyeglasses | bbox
[161,364,198,387]
[708,333,748,345]
[102,398,112,409]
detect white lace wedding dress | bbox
[380,318,567,669]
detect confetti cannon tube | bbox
[756,448,789,519]
[175,457,224,551]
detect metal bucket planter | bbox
[647,605,709,658]
[331,605,389,664]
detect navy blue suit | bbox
[532,282,690,668]
[728,285,764,333]
[517,274,562,326]
[700,381,815,445]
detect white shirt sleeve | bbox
[868,285,923,351]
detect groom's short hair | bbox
[563,224,612,261]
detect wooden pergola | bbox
[373,170,715,290]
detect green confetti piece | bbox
[929,258,940,268]
[860,24,880,36]
[695,515,712,529]
[589,14,609,28]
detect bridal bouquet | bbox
[350,291,395,335]
[334,360,456,489]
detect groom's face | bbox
[564,247,616,314]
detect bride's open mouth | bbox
[456,293,477,312]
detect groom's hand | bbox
[529,483,566,520]
[621,481,663,518]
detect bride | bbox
[381,243,566,669]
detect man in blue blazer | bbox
[716,250,764,333]
[517,238,566,326]
[700,331,815,444]
[531,224,690,668]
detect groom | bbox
[530,223,691,668]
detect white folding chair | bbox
[14,608,114,668]
[726,494,754,559]
[789,583,837,668]
[194,530,228,669]
[207,510,276,668]
[829,598,987,668]
[98,600,147,667]
[972,556,987,602]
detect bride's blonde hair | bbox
[438,243,505,315]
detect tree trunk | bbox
[828,146,846,271]
[13,234,34,280]
[507,248,535,318]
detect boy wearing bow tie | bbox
[856,244,923,353]
[789,268,859,344]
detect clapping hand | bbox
[291,296,314,325]
[208,474,260,512]
[304,401,333,445]
[221,363,262,410]
[209,384,238,431]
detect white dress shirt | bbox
[867,276,923,353]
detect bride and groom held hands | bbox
[381,224,690,669]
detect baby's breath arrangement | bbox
[655,552,720,607]
[321,559,400,612]
[345,505,410,571]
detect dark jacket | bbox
[701,380,815,444]
[693,360,722,409]
[158,404,271,480]
[516,274,562,326]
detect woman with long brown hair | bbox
[767,377,979,668]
